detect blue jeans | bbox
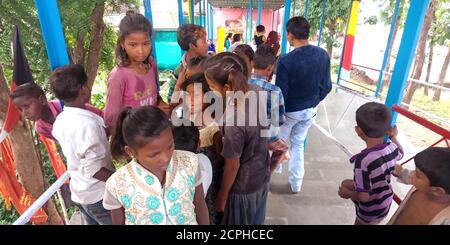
[279,107,317,192]
[73,200,112,225]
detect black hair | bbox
[110,106,171,160]
[232,33,241,42]
[286,16,310,40]
[172,121,200,153]
[256,25,265,33]
[177,24,206,51]
[116,11,153,67]
[181,72,210,93]
[355,102,392,138]
[254,44,277,70]
[205,52,249,93]
[49,64,87,103]
[234,44,255,64]
[414,147,450,193]
[186,55,209,71]
[10,82,45,99]
[226,33,233,39]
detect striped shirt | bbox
[350,142,403,224]
[249,74,285,143]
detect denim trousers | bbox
[279,107,317,191]
[73,199,112,225]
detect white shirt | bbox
[228,41,242,52]
[197,153,212,194]
[52,106,115,205]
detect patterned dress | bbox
[103,150,201,225]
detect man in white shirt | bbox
[51,64,115,225]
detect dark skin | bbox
[111,128,209,225]
[121,31,171,116]
[65,85,114,182]
[203,76,242,213]
[393,166,450,225]
[13,94,110,139]
[172,33,209,95]
[13,95,54,123]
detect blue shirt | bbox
[275,45,332,112]
[249,74,285,143]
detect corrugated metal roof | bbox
[208,0,285,10]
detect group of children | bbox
[9,11,449,225]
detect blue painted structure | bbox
[385,0,431,125]
[34,0,69,70]
[281,0,292,55]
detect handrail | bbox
[13,171,70,225]
[392,105,450,139]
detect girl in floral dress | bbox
[103,106,209,225]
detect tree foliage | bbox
[292,0,352,57]
[0,0,139,92]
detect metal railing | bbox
[13,171,70,225]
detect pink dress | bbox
[104,59,158,127]
[35,100,103,140]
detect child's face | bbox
[12,95,46,121]
[130,127,175,174]
[186,84,207,116]
[122,32,152,64]
[190,33,208,56]
[411,168,431,192]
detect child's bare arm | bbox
[193,185,210,225]
[390,125,404,154]
[339,187,370,202]
[93,167,114,182]
[338,179,370,202]
[213,131,223,161]
[215,158,240,212]
[394,164,412,185]
[111,208,125,225]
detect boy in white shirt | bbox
[51,64,115,225]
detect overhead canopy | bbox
[208,0,285,10]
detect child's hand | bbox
[338,186,352,199]
[390,125,398,138]
[268,139,288,152]
[214,194,228,213]
[394,164,403,176]
[282,152,290,161]
[157,100,171,116]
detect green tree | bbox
[430,0,450,101]
[0,0,139,224]
[296,0,352,58]
[404,0,437,106]
[376,0,407,93]
[0,0,139,91]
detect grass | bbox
[331,67,450,125]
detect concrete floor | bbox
[265,91,416,225]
